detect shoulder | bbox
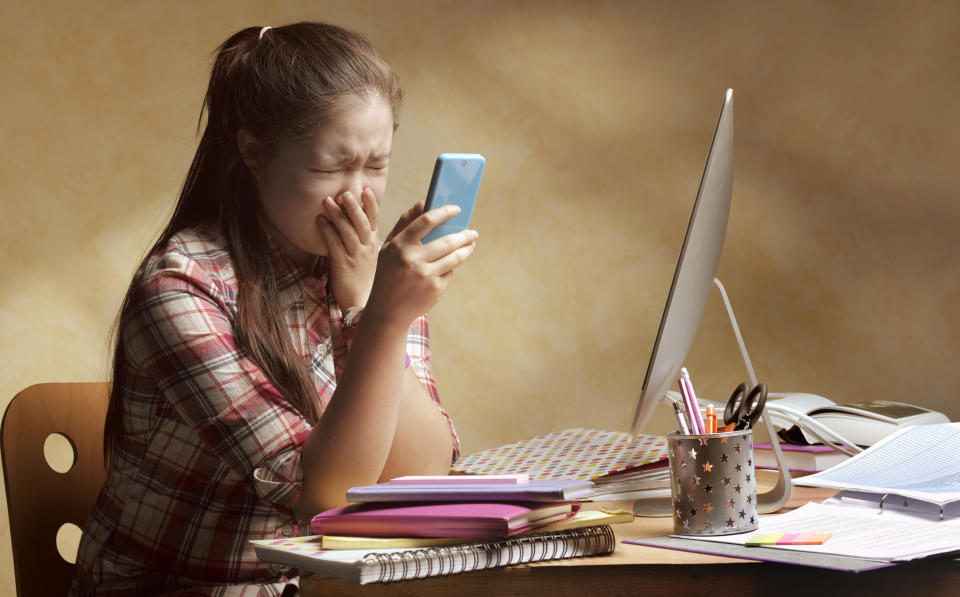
[139,226,236,303]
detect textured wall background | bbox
[1,0,958,590]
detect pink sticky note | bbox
[776,533,799,545]
[773,532,832,545]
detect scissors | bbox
[723,382,768,430]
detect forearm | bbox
[294,318,454,518]
[378,365,456,481]
[295,316,408,518]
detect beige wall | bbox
[2,0,958,590]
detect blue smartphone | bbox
[421,153,485,244]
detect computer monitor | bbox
[629,89,734,436]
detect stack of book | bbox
[251,475,627,584]
[753,442,851,473]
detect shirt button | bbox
[280,525,294,536]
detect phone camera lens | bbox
[460,160,466,166]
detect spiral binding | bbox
[361,525,616,583]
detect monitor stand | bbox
[633,278,792,517]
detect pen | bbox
[672,401,691,435]
[680,368,706,434]
[678,372,701,434]
[706,404,717,434]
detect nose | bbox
[341,171,365,201]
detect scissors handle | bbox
[723,383,750,428]
[724,382,768,430]
[742,383,767,429]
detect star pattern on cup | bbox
[669,433,759,536]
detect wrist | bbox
[358,303,415,336]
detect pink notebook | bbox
[310,501,580,538]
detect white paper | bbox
[795,423,960,505]
[690,500,960,562]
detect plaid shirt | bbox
[71,226,459,597]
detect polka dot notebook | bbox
[452,428,668,481]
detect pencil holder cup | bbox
[667,429,758,536]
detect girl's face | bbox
[244,95,394,271]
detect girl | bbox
[71,22,477,596]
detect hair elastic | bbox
[258,26,272,40]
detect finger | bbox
[324,194,362,252]
[338,191,375,242]
[400,204,461,243]
[317,213,346,259]
[422,228,479,262]
[385,201,424,242]
[429,240,477,276]
[361,187,379,233]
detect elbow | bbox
[294,485,349,521]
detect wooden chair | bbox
[1,383,109,597]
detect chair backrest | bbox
[2,382,109,597]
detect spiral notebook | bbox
[251,525,616,584]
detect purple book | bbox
[753,443,851,473]
[310,501,581,538]
[346,479,594,503]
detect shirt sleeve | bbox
[405,315,461,464]
[123,251,309,512]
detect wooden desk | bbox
[301,486,960,597]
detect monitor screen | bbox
[630,89,734,435]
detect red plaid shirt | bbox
[71,226,459,596]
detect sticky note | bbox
[745,533,783,546]
[789,532,831,545]
[746,531,831,546]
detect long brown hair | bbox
[103,22,403,462]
